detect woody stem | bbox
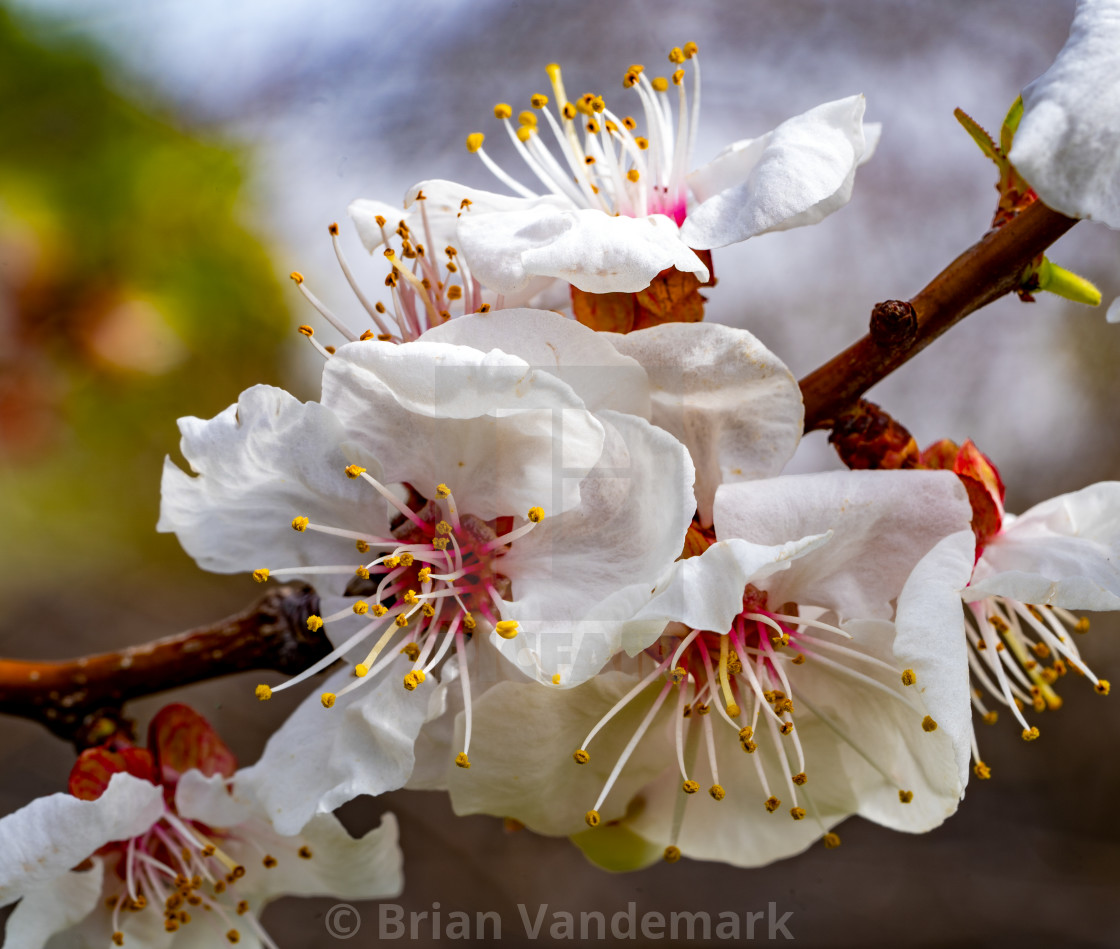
[799,200,1078,432]
[0,584,330,749]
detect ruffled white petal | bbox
[713,470,973,620]
[321,340,606,520]
[0,773,163,907]
[236,659,432,836]
[969,481,1120,608]
[608,322,803,525]
[1010,0,1120,228]
[348,198,410,253]
[2,859,105,949]
[457,205,709,295]
[681,95,872,249]
[157,385,389,594]
[493,410,695,685]
[891,530,978,791]
[420,308,652,420]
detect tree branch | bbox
[0,583,331,748]
[799,200,1078,432]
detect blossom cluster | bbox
[4,4,1120,945]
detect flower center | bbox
[100,805,288,947]
[254,467,545,770]
[466,44,701,224]
[572,585,933,861]
[965,596,1107,779]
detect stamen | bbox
[289,272,358,341]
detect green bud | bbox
[1036,257,1102,307]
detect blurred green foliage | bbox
[0,7,292,594]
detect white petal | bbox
[892,530,978,790]
[0,773,163,906]
[236,659,431,836]
[713,470,973,620]
[493,410,695,685]
[420,308,652,419]
[175,770,254,828]
[1108,295,1120,323]
[157,385,389,592]
[322,340,606,520]
[608,322,803,525]
[969,481,1120,609]
[458,205,709,295]
[682,95,871,249]
[2,860,104,949]
[405,178,569,217]
[1010,0,1120,227]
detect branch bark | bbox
[799,200,1078,431]
[0,583,330,748]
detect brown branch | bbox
[799,200,1078,432]
[0,583,331,748]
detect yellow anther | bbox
[344,464,366,479]
[305,615,324,633]
[255,684,272,702]
[573,749,590,764]
[709,784,725,801]
[493,102,513,120]
[584,155,596,165]
[436,520,453,535]
[622,116,637,131]
[683,41,699,58]
[466,132,485,153]
[792,653,807,665]
[355,664,369,677]
[682,780,700,794]
[668,46,685,64]
[417,567,432,584]
[921,716,938,732]
[227,929,240,944]
[352,601,370,615]
[1032,642,1051,659]
[974,761,992,779]
[983,710,999,725]
[738,725,753,742]
[586,118,600,134]
[792,772,808,786]
[262,854,277,869]
[455,752,471,769]
[372,603,388,617]
[899,790,914,804]
[516,125,533,143]
[562,102,577,120]
[252,568,270,583]
[291,516,309,532]
[822,832,841,849]
[790,807,806,821]
[476,304,491,314]
[651,76,669,92]
[395,613,410,628]
[289,271,304,285]
[297,845,313,860]
[742,740,758,753]
[527,506,545,523]
[495,620,520,639]
[403,670,427,691]
[591,95,605,112]
[462,613,477,631]
[901,669,917,686]
[517,112,538,130]
[1096,679,1111,695]
[358,330,376,341]
[324,345,336,355]
[663,846,681,863]
[321,692,336,709]
[988,615,1009,634]
[383,556,400,569]
[355,566,370,580]
[403,589,419,605]
[764,796,781,813]
[623,70,640,88]
[672,69,685,85]
[297,324,314,337]
[1075,617,1091,633]
[626,168,640,183]
[670,666,687,684]
[585,810,601,827]
[356,539,370,553]
[779,721,794,735]
[236,899,250,915]
[551,673,561,685]
[1022,726,1040,741]
[526,92,548,109]
[1032,695,1046,712]
[421,603,435,617]
[696,702,710,716]
[634,136,649,150]
[401,643,421,660]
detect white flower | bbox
[957,481,1120,777]
[0,708,402,949]
[1010,0,1120,229]
[409,45,877,296]
[419,470,976,869]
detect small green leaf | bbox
[1000,96,1024,155]
[954,107,1002,166]
[1036,257,1102,306]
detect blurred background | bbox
[1,0,1118,945]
